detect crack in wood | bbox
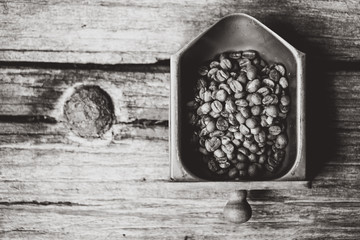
[0,115,57,124]
[0,200,88,206]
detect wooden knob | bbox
[223,190,252,223]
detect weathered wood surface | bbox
[0,0,360,64]
[0,66,359,239]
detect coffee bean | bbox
[206,120,216,132]
[246,79,261,93]
[236,162,247,170]
[216,117,229,131]
[229,51,242,59]
[238,58,251,67]
[236,71,248,84]
[262,78,275,88]
[257,87,270,96]
[209,61,220,68]
[248,164,259,177]
[219,83,232,95]
[197,102,211,115]
[269,69,281,82]
[251,105,262,116]
[246,64,258,80]
[250,126,261,135]
[214,148,226,158]
[211,100,223,113]
[222,143,235,155]
[240,124,250,135]
[279,77,288,88]
[269,125,282,135]
[279,104,290,113]
[198,66,209,76]
[251,93,262,105]
[275,134,288,149]
[242,50,257,60]
[280,95,290,106]
[219,161,231,169]
[215,89,228,102]
[235,112,246,124]
[237,152,248,162]
[228,168,239,178]
[215,69,229,82]
[220,58,232,70]
[275,64,286,76]
[209,111,221,119]
[203,90,212,102]
[205,137,221,152]
[228,80,243,93]
[209,130,225,138]
[265,105,279,118]
[208,159,220,172]
[245,117,258,129]
[224,100,235,114]
[239,107,251,118]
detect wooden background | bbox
[0,0,359,239]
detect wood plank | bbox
[0,0,359,63]
[0,66,169,122]
[0,191,359,240]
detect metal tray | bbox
[170,13,305,182]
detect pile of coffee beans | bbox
[187,50,290,180]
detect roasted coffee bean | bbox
[236,162,247,170]
[250,126,261,135]
[221,136,232,145]
[209,61,220,68]
[248,153,258,163]
[237,152,248,162]
[225,100,237,113]
[265,105,279,118]
[228,113,238,126]
[275,134,288,149]
[237,71,248,84]
[251,105,262,116]
[279,104,290,113]
[197,102,212,115]
[280,95,290,106]
[265,163,275,172]
[248,164,259,177]
[257,87,271,96]
[246,79,261,93]
[240,124,250,135]
[219,83,232,94]
[234,91,247,99]
[275,64,286,76]
[209,111,221,119]
[222,143,235,155]
[220,58,232,70]
[215,89,228,102]
[206,120,216,132]
[216,117,229,131]
[269,125,282,135]
[198,66,209,76]
[238,58,251,67]
[246,64,258,80]
[229,51,242,59]
[228,126,239,132]
[203,90,212,102]
[238,170,248,177]
[258,154,267,164]
[205,137,221,152]
[232,139,241,147]
[245,117,258,129]
[235,99,248,107]
[274,84,281,95]
[228,168,239,178]
[211,100,223,113]
[239,107,251,118]
[209,80,217,91]
[269,69,281,82]
[219,161,231,169]
[238,147,250,156]
[215,69,229,82]
[210,130,225,138]
[207,68,218,78]
[208,159,220,172]
[234,131,244,140]
[228,80,243,93]
[262,78,275,88]
[214,149,226,158]
[249,143,260,154]
[235,112,246,124]
[274,150,285,162]
[279,77,289,88]
[242,50,257,60]
[251,93,262,105]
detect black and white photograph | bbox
[0,1,359,239]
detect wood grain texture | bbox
[0,63,360,239]
[0,0,359,64]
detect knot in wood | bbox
[64,85,114,138]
